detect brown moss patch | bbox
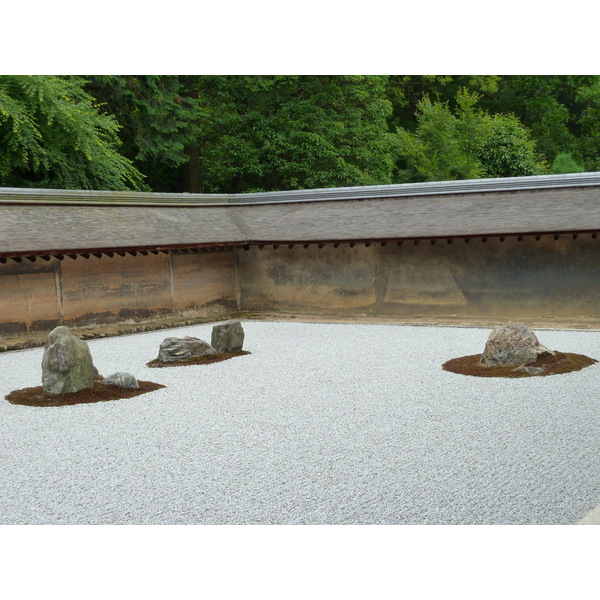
[442,351,597,378]
[5,380,166,407]
[147,350,251,368]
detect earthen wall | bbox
[0,251,236,338]
[238,234,600,319]
[1,234,599,341]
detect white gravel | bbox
[1,321,599,525]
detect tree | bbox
[9,75,593,193]
[0,75,143,190]
[395,96,466,182]
[574,78,600,170]
[386,75,501,134]
[395,90,547,182]
[180,75,397,193]
[478,113,547,178]
[82,75,203,192]
[483,75,600,170]
[81,75,398,193]
[551,152,584,174]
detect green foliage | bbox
[0,75,143,190]
[395,95,471,181]
[391,74,599,178]
[386,75,501,133]
[551,152,584,174]
[1,75,597,193]
[478,113,548,178]
[185,75,396,193]
[82,76,203,191]
[483,75,600,170]
[575,79,600,170]
[396,90,548,182]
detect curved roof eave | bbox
[1,172,600,206]
[1,173,599,256]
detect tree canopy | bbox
[395,90,547,181]
[0,76,143,190]
[0,75,598,192]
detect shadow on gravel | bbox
[5,380,166,407]
[442,351,597,378]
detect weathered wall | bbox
[1,234,599,340]
[171,252,237,312]
[238,234,600,318]
[0,258,61,335]
[0,251,236,337]
[60,253,173,324]
[238,245,377,311]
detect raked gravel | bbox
[1,321,599,525]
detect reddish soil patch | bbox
[5,380,165,407]
[442,351,597,378]
[147,350,251,368]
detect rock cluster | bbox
[158,336,217,363]
[38,321,248,397]
[156,322,246,363]
[211,320,245,353]
[41,326,143,397]
[42,326,95,394]
[480,323,554,368]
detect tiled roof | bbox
[2,173,599,256]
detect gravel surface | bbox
[1,321,599,525]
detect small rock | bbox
[158,336,217,363]
[480,323,554,367]
[513,365,544,375]
[103,372,139,389]
[211,320,245,353]
[42,326,95,395]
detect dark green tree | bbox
[483,75,600,170]
[386,75,501,133]
[181,75,396,193]
[574,78,600,170]
[82,75,203,192]
[82,75,398,193]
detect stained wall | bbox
[238,234,600,318]
[0,251,236,337]
[1,234,599,340]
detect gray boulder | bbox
[158,336,217,363]
[211,320,245,353]
[480,323,554,367]
[103,372,139,389]
[42,326,95,395]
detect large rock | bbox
[103,372,139,389]
[480,323,554,367]
[211,320,245,353]
[158,336,217,363]
[42,326,95,394]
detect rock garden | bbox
[442,322,597,377]
[146,320,250,368]
[5,319,249,407]
[1,320,599,525]
[4,319,596,409]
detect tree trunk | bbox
[183,146,203,192]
